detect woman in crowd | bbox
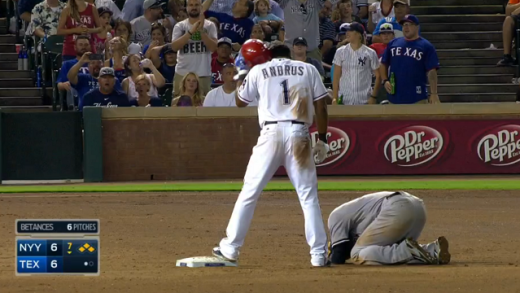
[57,0,104,61]
[111,20,142,55]
[122,55,166,100]
[332,23,380,105]
[171,72,204,107]
[104,36,128,82]
[367,0,394,33]
[143,22,167,59]
[92,7,114,53]
[332,0,361,32]
[133,74,163,107]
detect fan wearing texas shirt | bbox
[203,0,255,47]
[372,0,416,43]
[381,14,440,104]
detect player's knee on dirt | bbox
[329,241,355,264]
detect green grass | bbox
[0,180,519,193]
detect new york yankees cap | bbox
[399,14,420,25]
[380,23,394,33]
[97,6,113,16]
[99,67,115,77]
[347,22,365,35]
[293,37,308,46]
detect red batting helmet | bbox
[241,39,271,68]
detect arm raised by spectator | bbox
[68,52,91,85]
[171,21,200,51]
[150,44,165,68]
[201,20,218,52]
[202,0,215,13]
[141,59,166,89]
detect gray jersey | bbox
[131,16,152,46]
[328,191,404,246]
[333,44,380,105]
[279,0,323,51]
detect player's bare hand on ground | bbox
[384,81,392,94]
[429,94,440,104]
[313,141,329,164]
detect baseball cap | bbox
[393,0,409,5]
[399,14,420,25]
[143,0,163,10]
[217,37,232,47]
[99,67,115,77]
[380,23,394,33]
[347,22,365,35]
[293,37,307,46]
[97,7,113,16]
[339,23,350,32]
[162,44,176,55]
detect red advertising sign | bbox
[279,120,520,175]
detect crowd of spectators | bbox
[10,0,436,108]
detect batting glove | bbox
[234,54,250,81]
[313,140,330,164]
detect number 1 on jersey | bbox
[280,79,290,105]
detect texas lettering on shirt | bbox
[389,46,424,61]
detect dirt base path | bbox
[1,190,519,293]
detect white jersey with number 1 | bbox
[238,58,329,126]
[217,57,331,266]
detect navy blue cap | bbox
[399,14,419,25]
[347,22,365,35]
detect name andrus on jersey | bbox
[261,65,305,79]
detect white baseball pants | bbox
[219,121,328,264]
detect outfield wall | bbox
[82,103,520,182]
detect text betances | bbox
[20,223,98,231]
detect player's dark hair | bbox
[270,43,292,59]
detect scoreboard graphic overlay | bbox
[15,219,100,276]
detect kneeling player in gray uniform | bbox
[328,191,451,265]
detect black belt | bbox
[264,121,305,125]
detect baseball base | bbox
[176,256,237,268]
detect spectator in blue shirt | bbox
[204,0,255,46]
[151,43,177,83]
[57,36,91,92]
[68,52,123,110]
[372,0,410,43]
[83,67,136,108]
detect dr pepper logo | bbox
[310,127,351,167]
[476,124,520,166]
[383,126,445,167]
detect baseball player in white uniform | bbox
[212,41,332,267]
[328,191,451,265]
[332,22,381,105]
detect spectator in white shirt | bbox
[367,0,394,33]
[203,63,236,106]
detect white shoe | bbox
[433,236,451,265]
[212,247,237,263]
[406,238,435,264]
[311,254,331,267]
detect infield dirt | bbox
[1,190,519,293]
